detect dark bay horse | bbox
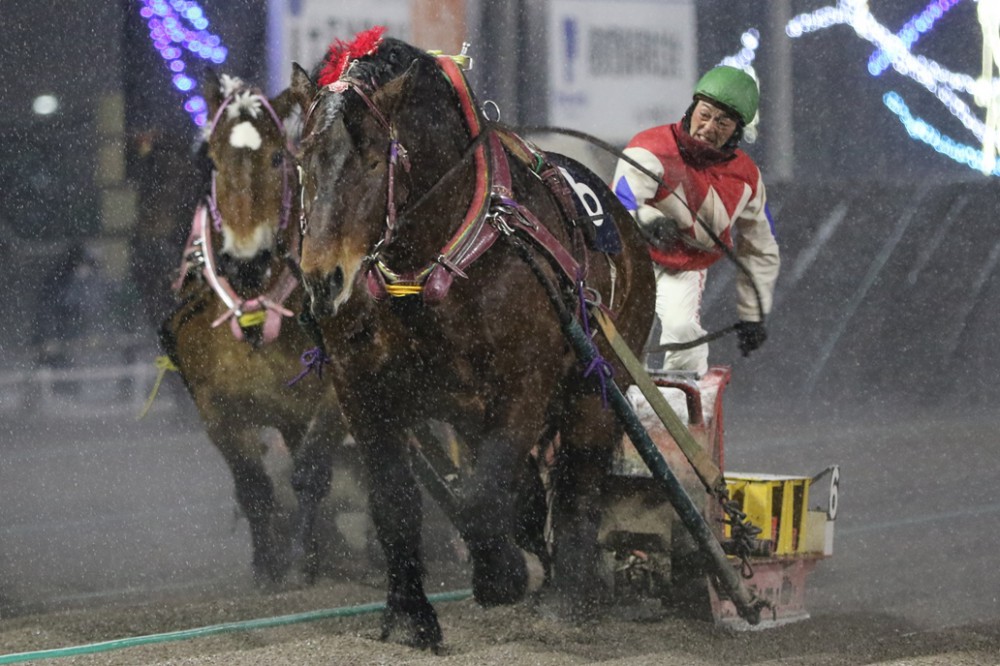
[290,33,654,647]
[159,72,354,585]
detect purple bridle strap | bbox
[287,346,331,386]
[578,276,612,408]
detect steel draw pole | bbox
[507,237,763,626]
[568,318,762,625]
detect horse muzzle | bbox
[218,250,272,293]
[304,265,346,318]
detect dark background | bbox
[0,0,995,405]
[1,0,999,639]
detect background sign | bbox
[267,0,411,94]
[547,0,696,144]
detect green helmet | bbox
[693,66,759,125]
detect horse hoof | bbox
[472,547,541,607]
[534,582,607,624]
[380,603,443,649]
[251,549,291,589]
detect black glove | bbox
[637,215,680,251]
[735,321,767,357]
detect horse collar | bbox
[365,55,499,303]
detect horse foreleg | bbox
[359,431,441,649]
[212,425,286,585]
[548,407,617,617]
[288,412,343,583]
[462,436,543,607]
[513,452,551,579]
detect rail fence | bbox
[0,337,178,418]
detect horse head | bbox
[291,39,474,318]
[202,71,298,294]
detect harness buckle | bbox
[435,254,469,279]
[488,207,516,236]
[186,249,205,264]
[363,239,385,264]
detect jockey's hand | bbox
[636,215,680,251]
[735,321,767,357]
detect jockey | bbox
[611,65,779,376]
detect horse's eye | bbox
[271,151,284,168]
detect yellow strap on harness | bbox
[425,49,473,71]
[137,355,179,421]
[384,283,424,297]
[238,310,268,327]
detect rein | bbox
[516,124,766,351]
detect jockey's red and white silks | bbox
[613,121,780,372]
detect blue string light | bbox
[138,0,228,126]
[868,0,962,76]
[787,0,997,176]
[883,91,1000,174]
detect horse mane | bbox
[316,28,436,90]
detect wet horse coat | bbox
[292,36,654,647]
[159,73,353,584]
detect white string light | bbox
[884,91,1000,173]
[978,0,1000,173]
[719,28,762,143]
[787,0,1000,175]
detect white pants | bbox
[651,264,708,376]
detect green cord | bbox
[0,589,472,663]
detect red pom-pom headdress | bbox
[318,26,387,87]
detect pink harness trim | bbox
[170,83,300,345]
[173,203,298,345]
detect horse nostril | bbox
[329,266,344,297]
[304,277,326,317]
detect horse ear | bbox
[271,88,295,120]
[373,58,426,118]
[290,63,318,116]
[202,68,225,122]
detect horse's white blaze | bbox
[229,121,262,150]
[331,255,363,312]
[220,222,274,259]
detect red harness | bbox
[355,55,592,303]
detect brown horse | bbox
[290,34,654,647]
[159,72,354,585]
